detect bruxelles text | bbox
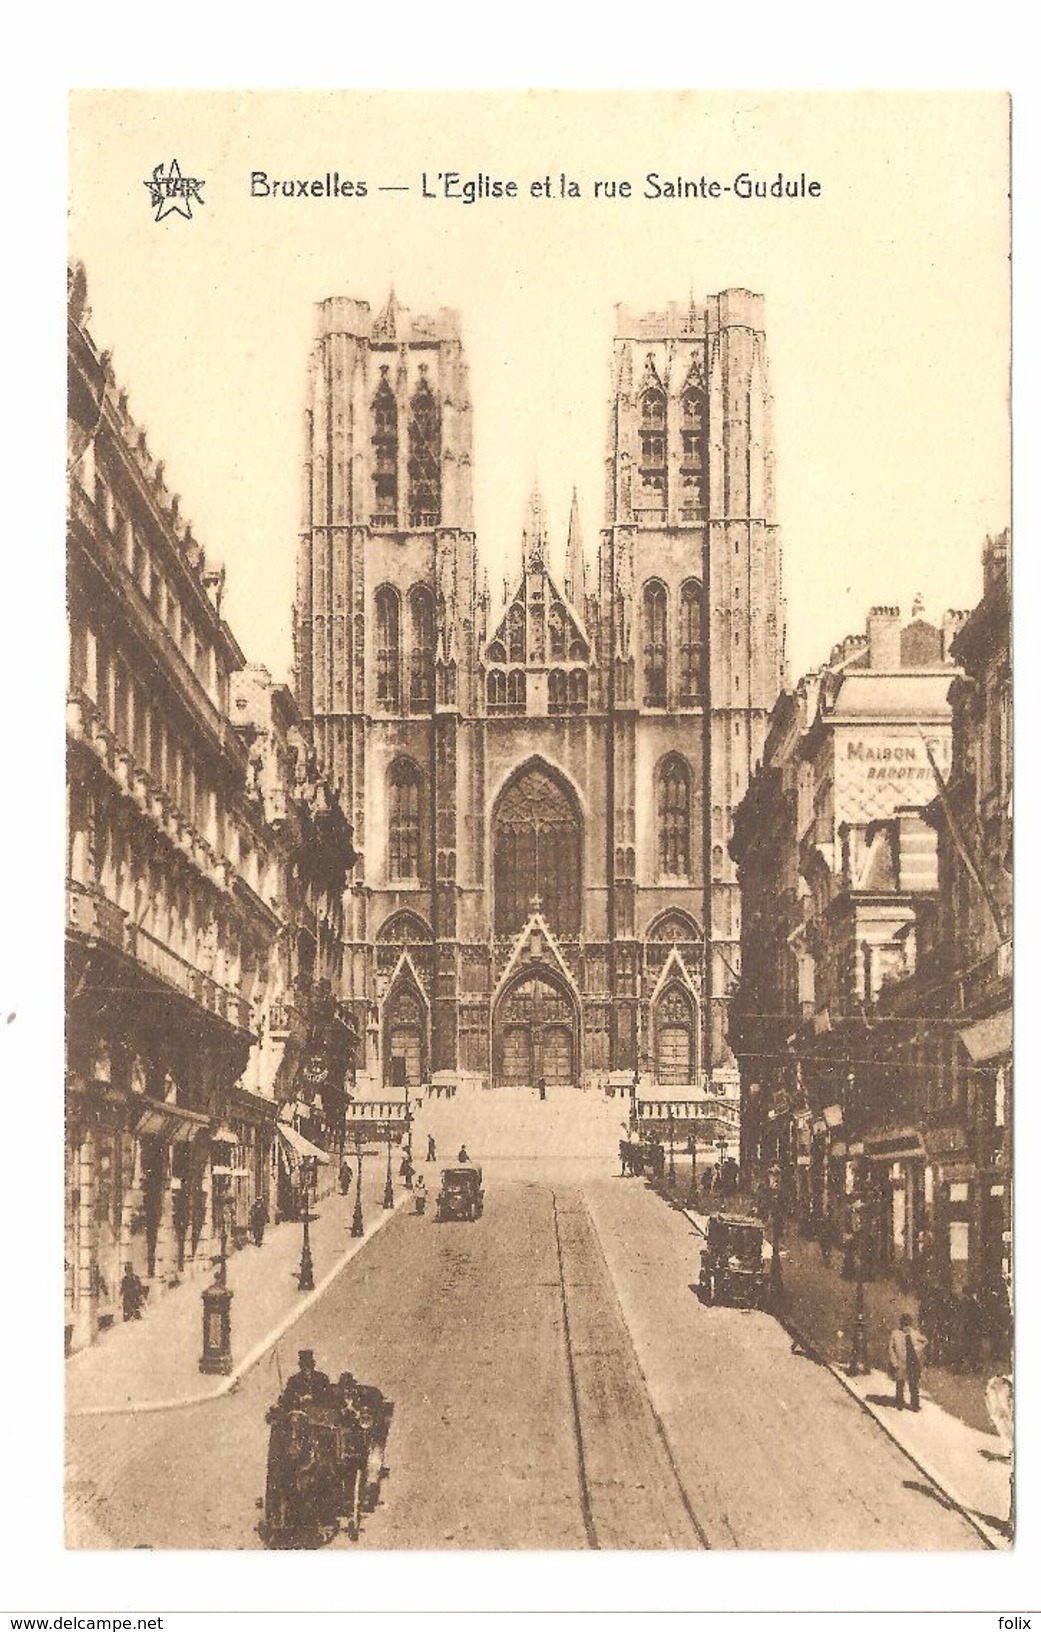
[248,172,822,204]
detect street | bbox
[66,1167,986,1550]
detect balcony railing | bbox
[66,880,127,952]
[67,879,252,1033]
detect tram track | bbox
[550,1187,711,1550]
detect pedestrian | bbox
[427,1134,436,1163]
[339,1159,353,1196]
[458,1144,470,1163]
[538,1076,547,1101]
[120,1262,146,1322]
[249,1195,269,1247]
[888,1312,928,1411]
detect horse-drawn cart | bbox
[258,1361,393,1548]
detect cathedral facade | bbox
[293,288,785,1095]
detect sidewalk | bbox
[655,1179,1013,1546]
[66,1159,409,1416]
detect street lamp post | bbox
[768,1164,784,1309]
[351,1148,365,1238]
[848,1196,869,1375]
[667,1113,676,1188]
[687,1133,698,1207]
[383,1126,394,1209]
[403,1090,414,1190]
[298,1159,315,1292]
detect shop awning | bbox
[129,1096,211,1142]
[959,1009,1012,1063]
[277,1124,334,1164]
[862,1128,926,1161]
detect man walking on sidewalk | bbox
[889,1311,928,1411]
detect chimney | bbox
[866,606,901,670]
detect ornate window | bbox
[548,603,567,661]
[375,585,401,710]
[388,759,424,880]
[568,670,587,713]
[407,368,441,526]
[409,585,435,710]
[655,984,696,1085]
[371,368,398,523]
[680,388,706,512]
[658,755,691,878]
[548,670,567,715]
[507,603,526,664]
[486,669,507,714]
[643,581,668,706]
[639,387,667,495]
[493,763,581,939]
[678,580,703,703]
[506,670,526,714]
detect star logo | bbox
[144,159,205,222]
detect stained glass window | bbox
[409,586,435,709]
[678,580,703,702]
[643,581,668,706]
[658,755,691,877]
[375,585,400,709]
[494,765,581,938]
[388,759,423,880]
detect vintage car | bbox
[435,1165,484,1221]
[698,1214,770,1308]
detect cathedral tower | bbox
[602,290,785,1079]
[294,292,478,1076]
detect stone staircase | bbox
[410,1083,627,1168]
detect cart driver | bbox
[282,1349,332,1407]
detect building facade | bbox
[294,289,785,1102]
[869,533,1011,1325]
[66,267,354,1352]
[730,601,966,1259]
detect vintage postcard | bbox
[63,90,1012,1565]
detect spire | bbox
[524,483,546,571]
[564,487,587,609]
[374,287,400,342]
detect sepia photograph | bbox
[61,89,1012,1563]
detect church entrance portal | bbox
[493,970,577,1087]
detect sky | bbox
[67,91,1010,690]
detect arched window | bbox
[371,367,398,523]
[486,670,506,713]
[680,388,706,511]
[548,670,567,715]
[658,755,691,878]
[568,670,587,713]
[678,580,703,703]
[375,586,400,710]
[507,603,526,664]
[643,581,668,707]
[548,603,567,660]
[409,585,435,710]
[655,984,696,1085]
[506,670,526,714]
[407,369,441,526]
[639,387,667,495]
[388,759,424,880]
[494,763,581,939]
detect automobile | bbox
[698,1214,769,1308]
[435,1165,484,1221]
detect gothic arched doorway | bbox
[493,761,582,940]
[654,983,698,1085]
[383,984,427,1088]
[494,970,578,1087]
